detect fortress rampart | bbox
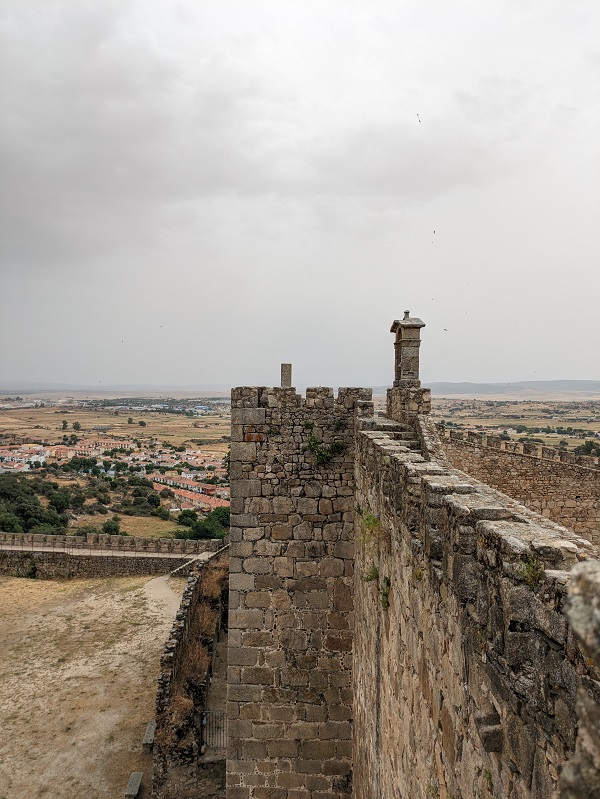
[439,430,600,543]
[0,549,193,578]
[227,313,600,799]
[353,388,599,799]
[0,531,219,555]
[0,533,221,579]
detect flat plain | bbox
[0,403,230,454]
[0,573,186,799]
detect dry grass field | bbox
[0,573,186,799]
[70,514,182,539]
[0,405,230,454]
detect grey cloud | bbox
[1,1,565,275]
[0,0,598,386]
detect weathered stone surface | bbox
[227,321,600,799]
[440,431,600,544]
[352,409,600,799]
[228,386,372,797]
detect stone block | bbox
[124,771,143,797]
[232,408,267,425]
[268,739,299,757]
[242,667,275,685]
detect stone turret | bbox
[387,310,431,421]
[390,310,425,387]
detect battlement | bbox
[0,531,220,555]
[440,426,600,469]
[439,428,600,543]
[231,385,373,410]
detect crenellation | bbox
[439,427,600,542]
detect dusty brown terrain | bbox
[0,573,186,799]
[0,405,230,452]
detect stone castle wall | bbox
[228,375,600,799]
[0,531,219,555]
[352,395,600,799]
[439,430,600,543]
[0,549,193,579]
[227,386,372,798]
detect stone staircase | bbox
[368,416,423,452]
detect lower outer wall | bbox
[441,440,600,544]
[0,550,191,578]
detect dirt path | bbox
[0,573,187,799]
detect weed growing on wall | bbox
[361,562,379,582]
[306,432,347,466]
[520,552,544,591]
[379,577,391,610]
[359,511,381,547]
[25,557,37,579]
[303,416,350,466]
[482,768,493,792]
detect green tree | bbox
[48,491,70,513]
[0,511,23,533]
[72,422,81,431]
[210,506,230,528]
[128,417,134,424]
[62,420,68,431]
[178,509,198,527]
[102,517,120,535]
[147,491,161,507]
[138,420,147,427]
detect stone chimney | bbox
[387,311,431,421]
[390,310,426,387]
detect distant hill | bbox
[370,380,600,397]
[425,380,600,397]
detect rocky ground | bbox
[0,573,186,799]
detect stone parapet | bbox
[0,550,191,579]
[386,385,432,422]
[0,531,221,554]
[353,413,600,799]
[439,429,600,542]
[440,428,599,470]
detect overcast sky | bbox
[1,0,598,389]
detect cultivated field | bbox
[0,573,186,799]
[0,405,230,454]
